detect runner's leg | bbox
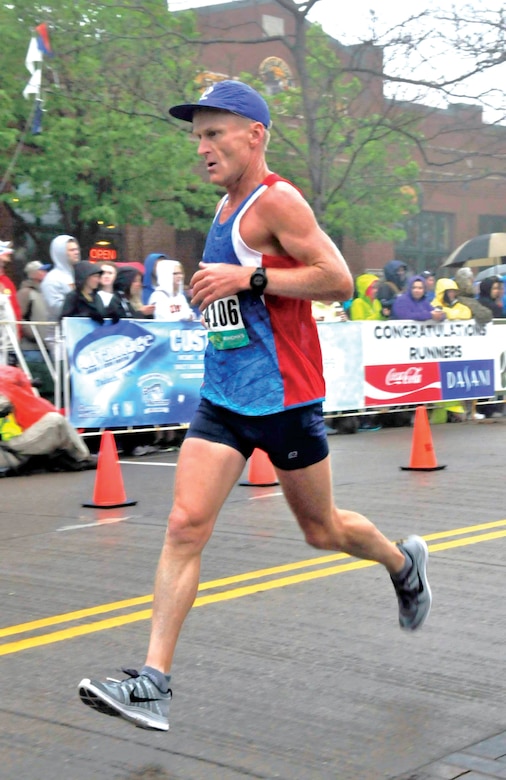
[276,455,405,573]
[144,436,247,673]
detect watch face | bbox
[251,269,267,293]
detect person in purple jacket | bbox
[391,275,446,322]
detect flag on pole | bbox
[35,23,54,58]
[24,36,43,77]
[22,69,42,100]
[22,23,55,133]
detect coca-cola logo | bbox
[386,367,423,385]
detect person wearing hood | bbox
[142,252,168,305]
[40,235,81,319]
[349,273,384,320]
[432,278,472,320]
[454,268,493,325]
[148,260,194,321]
[107,266,155,322]
[59,261,106,323]
[376,260,408,307]
[478,275,504,318]
[0,365,96,474]
[391,275,446,322]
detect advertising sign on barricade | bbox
[63,318,206,428]
[320,319,501,413]
[360,320,496,406]
[63,317,504,428]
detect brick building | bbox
[3,0,506,281]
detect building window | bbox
[262,14,284,37]
[396,212,454,273]
[479,215,506,234]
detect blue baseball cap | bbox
[169,80,271,128]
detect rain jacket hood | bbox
[74,261,103,292]
[433,277,472,319]
[142,252,169,304]
[114,266,141,296]
[383,260,408,290]
[40,234,80,319]
[154,260,183,297]
[454,267,475,296]
[391,275,438,321]
[349,274,383,320]
[49,235,78,282]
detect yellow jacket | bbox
[0,413,23,442]
[433,278,472,320]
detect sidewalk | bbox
[394,731,506,779]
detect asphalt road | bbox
[1,416,506,780]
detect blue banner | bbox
[63,318,206,428]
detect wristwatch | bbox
[250,267,268,296]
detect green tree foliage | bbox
[0,0,217,251]
[0,0,421,254]
[261,24,420,245]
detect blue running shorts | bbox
[186,398,329,470]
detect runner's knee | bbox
[166,505,213,550]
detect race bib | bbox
[203,295,249,350]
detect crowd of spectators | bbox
[0,235,196,472]
[1,235,505,469]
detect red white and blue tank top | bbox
[201,173,325,415]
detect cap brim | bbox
[169,104,201,123]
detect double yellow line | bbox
[1,519,506,658]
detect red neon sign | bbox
[89,247,118,261]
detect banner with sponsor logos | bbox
[63,318,505,427]
[360,319,497,407]
[63,318,206,428]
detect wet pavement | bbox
[1,416,506,780]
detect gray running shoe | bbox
[78,668,171,731]
[392,535,432,631]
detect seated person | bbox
[0,365,96,475]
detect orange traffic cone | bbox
[401,406,446,472]
[82,430,137,508]
[239,448,279,487]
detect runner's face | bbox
[193,110,258,188]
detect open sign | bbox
[90,247,118,261]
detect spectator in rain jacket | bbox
[349,273,384,320]
[454,268,493,325]
[376,260,408,308]
[40,235,81,319]
[391,275,446,322]
[478,276,504,318]
[107,266,155,322]
[432,278,472,320]
[59,261,106,323]
[148,260,194,321]
[141,252,169,305]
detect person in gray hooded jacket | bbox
[40,235,81,320]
